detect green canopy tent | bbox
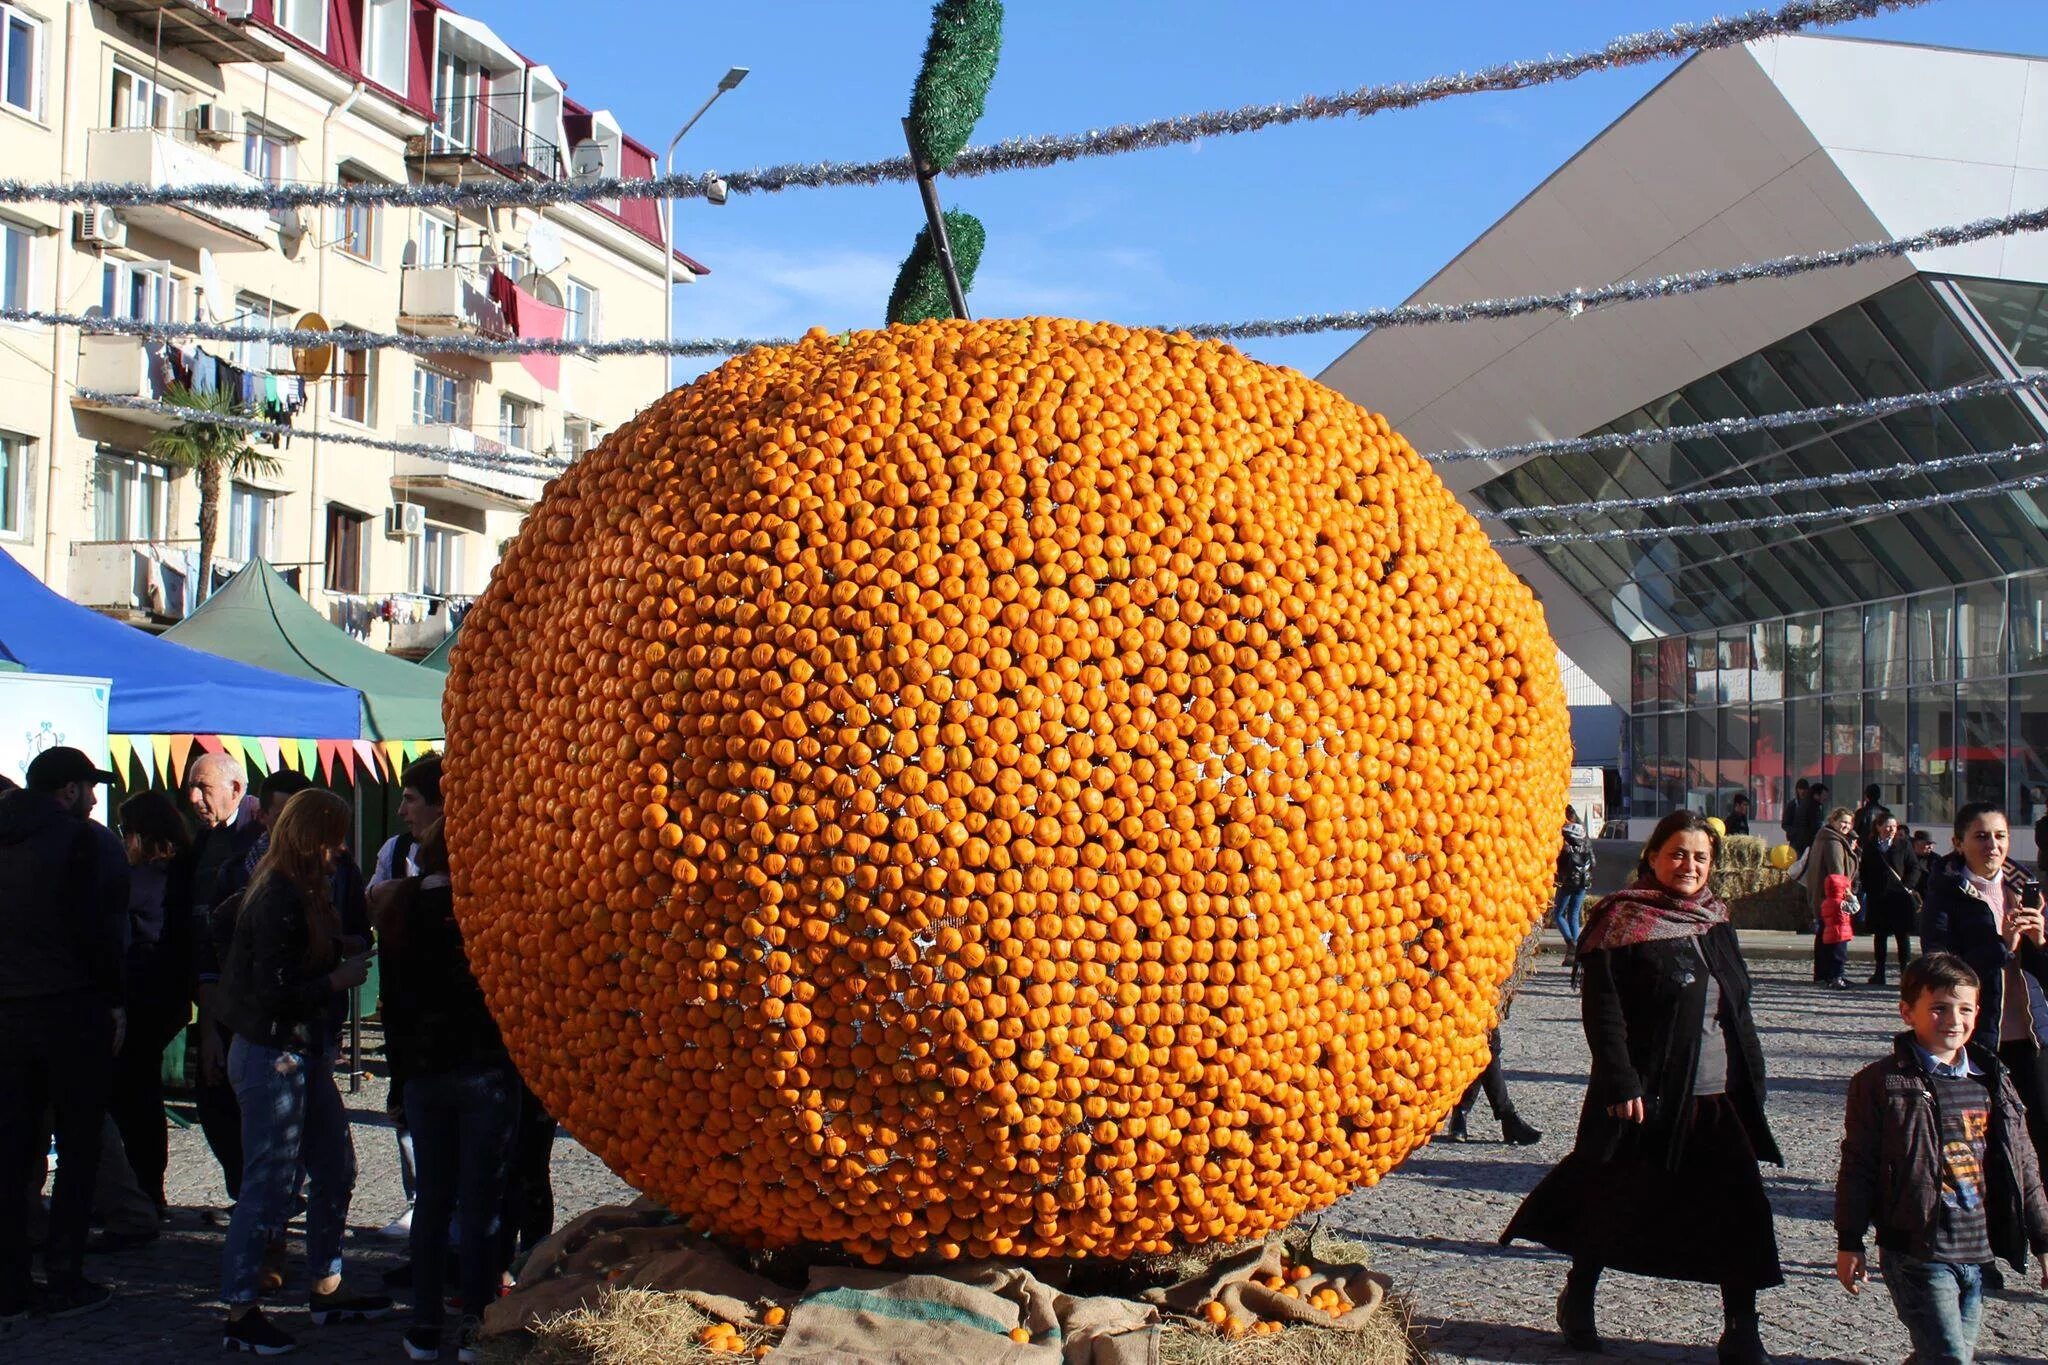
[163,559,445,740]
[418,617,462,673]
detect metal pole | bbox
[663,91,725,360]
[902,118,969,321]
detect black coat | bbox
[1921,854,2048,1050]
[1555,826,1594,893]
[1859,838,1921,925]
[1578,922,1782,1170]
[216,875,344,1052]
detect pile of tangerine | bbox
[444,317,1570,1264]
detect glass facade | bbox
[1628,571,2048,830]
[1481,273,2048,838]
[1475,277,2048,641]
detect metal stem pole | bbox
[902,118,969,321]
[663,88,726,362]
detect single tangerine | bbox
[444,317,1570,1263]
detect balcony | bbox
[73,336,185,430]
[68,541,289,622]
[394,428,552,511]
[95,1,282,66]
[85,128,273,252]
[396,265,508,340]
[407,95,564,184]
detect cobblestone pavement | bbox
[10,956,2046,1362]
[1325,957,2048,1364]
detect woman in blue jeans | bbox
[375,818,519,1364]
[214,790,388,1354]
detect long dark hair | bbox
[1634,809,1721,882]
[120,789,192,862]
[246,789,351,969]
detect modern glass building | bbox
[1321,34,2048,852]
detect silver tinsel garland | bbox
[0,0,1922,214]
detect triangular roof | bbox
[418,619,461,673]
[0,551,361,737]
[163,560,445,740]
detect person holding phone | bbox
[213,789,391,1355]
[1503,811,1781,1363]
[1922,802,2048,1182]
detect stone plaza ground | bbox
[8,947,2045,1363]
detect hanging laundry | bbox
[512,279,565,391]
[191,352,220,396]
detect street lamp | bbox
[664,66,749,365]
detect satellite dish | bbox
[527,219,565,274]
[568,140,606,183]
[277,207,308,258]
[197,249,227,322]
[292,311,333,381]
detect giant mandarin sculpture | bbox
[444,318,1571,1263]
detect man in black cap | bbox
[0,747,131,1319]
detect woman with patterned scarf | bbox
[1503,810,1783,1364]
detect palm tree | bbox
[146,383,281,603]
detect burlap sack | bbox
[775,1264,1157,1365]
[1142,1231,1388,1330]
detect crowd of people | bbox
[1507,798,2048,1364]
[2,747,557,1361]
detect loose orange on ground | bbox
[443,317,1570,1263]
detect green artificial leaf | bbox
[907,0,1003,173]
[886,210,986,325]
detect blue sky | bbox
[458,0,2048,385]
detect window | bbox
[411,365,468,425]
[330,340,372,424]
[0,430,28,535]
[2,4,42,117]
[231,292,282,375]
[0,217,29,312]
[274,0,327,49]
[226,482,278,563]
[432,51,482,152]
[563,415,596,459]
[362,0,408,93]
[1956,580,2007,679]
[99,259,179,323]
[417,213,456,267]
[323,503,369,593]
[411,523,465,596]
[242,118,295,223]
[334,170,379,262]
[497,395,537,452]
[565,278,598,344]
[92,453,171,541]
[109,64,173,130]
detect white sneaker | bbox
[379,1205,415,1239]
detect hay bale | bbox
[1718,834,1767,871]
[1728,878,1808,932]
[479,1288,773,1365]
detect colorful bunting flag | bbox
[352,740,380,781]
[382,740,407,777]
[108,734,133,783]
[216,736,244,770]
[194,734,224,756]
[296,739,318,775]
[315,740,336,785]
[238,738,267,775]
[168,734,195,785]
[260,737,282,771]
[149,734,172,785]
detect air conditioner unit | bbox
[385,503,426,540]
[185,103,235,145]
[74,208,126,249]
[216,0,256,20]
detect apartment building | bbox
[0,0,700,653]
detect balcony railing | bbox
[396,264,509,340]
[411,95,563,182]
[84,127,273,252]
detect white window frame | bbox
[323,501,370,594]
[0,429,32,538]
[564,278,599,344]
[361,0,409,94]
[562,414,596,460]
[274,0,328,50]
[100,258,180,323]
[109,62,176,131]
[242,116,296,223]
[0,216,33,316]
[329,338,373,426]
[417,212,456,267]
[226,480,279,563]
[432,51,482,153]
[1,3,44,120]
[410,364,469,426]
[333,167,380,263]
[497,394,537,452]
[410,521,465,596]
[92,452,171,542]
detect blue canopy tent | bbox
[0,551,361,738]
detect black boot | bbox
[1557,1262,1601,1352]
[1500,1112,1544,1146]
[1717,1288,1767,1365]
[1443,1109,1470,1143]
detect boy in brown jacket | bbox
[1835,954,2048,1363]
